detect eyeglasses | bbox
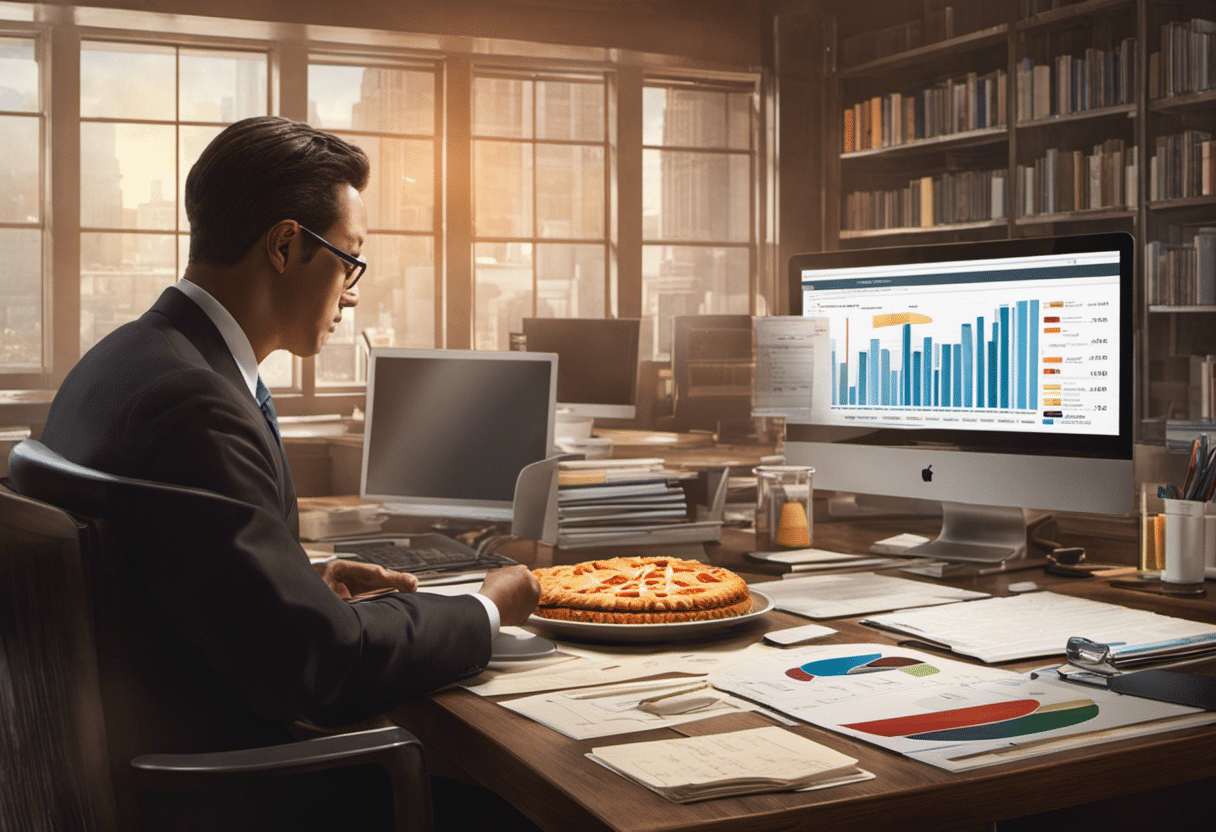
[298,225,367,290]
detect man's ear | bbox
[266,221,297,273]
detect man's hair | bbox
[185,116,370,266]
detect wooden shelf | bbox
[1149,305,1216,313]
[1146,194,1216,211]
[841,126,1006,161]
[1149,88,1216,113]
[1014,103,1137,129]
[837,24,1008,78]
[1016,208,1136,225]
[839,219,1007,239]
[1014,0,1136,32]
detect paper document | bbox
[500,678,753,740]
[862,592,1216,663]
[752,316,831,421]
[587,726,872,803]
[462,641,772,697]
[754,573,988,619]
[709,643,1216,772]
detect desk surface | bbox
[389,519,1216,832]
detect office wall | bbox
[28,0,768,67]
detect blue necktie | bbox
[255,376,282,447]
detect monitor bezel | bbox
[360,347,558,518]
[785,232,1134,461]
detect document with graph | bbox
[709,643,1216,772]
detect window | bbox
[642,79,757,358]
[0,6,768,421]
[0,34,43,373]
[472,70,608,350]
[308,59,440,385]
[78,41,268,368]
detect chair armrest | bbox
[131,726,431,832]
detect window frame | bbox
[75,36,274,368]
[0,24,49,388]
[0,7,770,424]
[304,52,446,392]
[640,74,763,360]
[470,66,613,349]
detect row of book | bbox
[1015,40,1137,122]
[841,168,1006,232]
[1149,131,1215,201]
[553,461,719,549]
[1145,227,1216,307]
[841,70,1006,153]
[1014,140,1138,216]
[1151,17,1216,99]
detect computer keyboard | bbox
[333,533,518,574]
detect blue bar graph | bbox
[831,299,1043,413]
[999,306,1010,409]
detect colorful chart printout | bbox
[785,653,938,682]
[709,643,1215,772]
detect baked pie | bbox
[532,556,752,624]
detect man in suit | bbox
[40,116,540,746]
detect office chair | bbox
[1,438,431,832]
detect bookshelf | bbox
[821,0,1216,444]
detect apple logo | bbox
[921,465,933,483]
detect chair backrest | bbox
[4,440,299,829]
[0,481,118,832]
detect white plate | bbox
[490,628,558,662]
[526,589,773,644]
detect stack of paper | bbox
[754,573,988,619]
[861,592,1216,663]
[555,474,719,549]
[587,726,871,803]
[297,498,384,541]
[746,547,910,574]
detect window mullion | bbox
[278,43,309,396]
[531,81,538,318]
[615,65,643,320]
[50,22,82,381]
[445,55,473,349]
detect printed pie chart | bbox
[785,652,939,682]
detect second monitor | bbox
[521,317,641,420]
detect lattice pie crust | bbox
[533,556,752,623]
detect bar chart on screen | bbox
[822,283,1119,433]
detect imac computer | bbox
[361,348,557,521]
[521,317,641,419]
[779,232,1134,564]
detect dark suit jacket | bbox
[41,287,491,748]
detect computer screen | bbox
[777,232,1134,563]
[521,317,640,419]
[361,348,557,521]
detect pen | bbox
[1181,438,1200,497]
[636,680,711,707]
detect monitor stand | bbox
[902,502,1029,565]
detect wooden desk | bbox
[390,521,1216,832]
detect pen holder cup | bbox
[1161,498,1207,585]
[754,465,814,551]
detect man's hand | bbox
[314,558,418,600]
[478,565,540,626]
